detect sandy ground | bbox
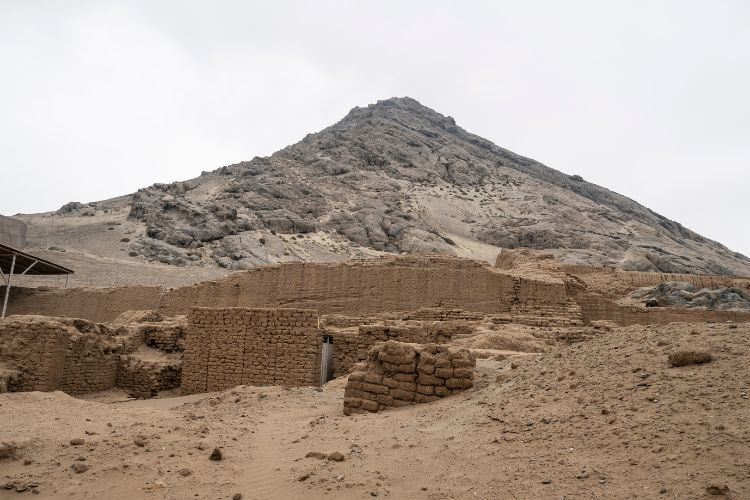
[1,321,748,499]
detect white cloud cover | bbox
[1,0,748,256]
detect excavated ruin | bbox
[2,251,748,412]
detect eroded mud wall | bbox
[579,294,750,325]
[8,257,543,321]
[0,316,119,394]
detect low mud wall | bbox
[329,320,476,377]
[344,341,475,414]
[563,265,750,291]
[181,307,321,394]
[580,295,750,326]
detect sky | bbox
[1,0,748,256]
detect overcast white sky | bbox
[1,1,748,256]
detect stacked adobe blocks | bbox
[344,340,476,414]
[181,307,320,395]
[329,320,473,377]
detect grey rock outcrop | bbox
[50,97,750,275]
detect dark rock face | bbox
[632,282,750,310]
[117,97,749,275]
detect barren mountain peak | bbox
[28,97,750,278]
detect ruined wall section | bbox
[117,356,181,399]
[182,307,320,395]
[0,316,129,394]
[328,320,476,377]
[137,320,186,352]
[580,294,750,326]
[164,258,517,317]
[11,256,744,328]
[7,257,523,321]
[7,286,162,323]
[0,315,185,396]
[613,270,750,290]
[329,329,368,379]
[58,331,120,394]
[344,341,475,414]
[563,265,750,296]
[509,277,583,326]
[403,308,485,321]
[0,316,68,391]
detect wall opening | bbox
[320,334,334,385]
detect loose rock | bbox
[668,351,712,367]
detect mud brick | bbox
[416,384,434,395]
[418,373,442,386]
[446,378,473,389]
[453,368,473,379]
[390,388,416,401]
[363,382,389,395]
[397,381,417,392]
[382,377,399,389]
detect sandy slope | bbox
[1,321,748,499]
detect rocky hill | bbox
[20,97,750,278]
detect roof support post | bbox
[2,253,16,319]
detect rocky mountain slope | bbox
[21,97,750,277]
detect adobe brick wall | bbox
[329,329,369,378]
[8,256,573,323]
[562,265,750,293]
[0,316,126,394]
[0,316,68,391]
[137,321,186,352]
[579,294,750,326]
[344,340,476,414]
[8,256,747,328]
[328,320,476,377]
[403,308,485,321]
[117,356,181,399]
[181,307,321,395]
[0,315,183,397]
[58,332,119,394]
